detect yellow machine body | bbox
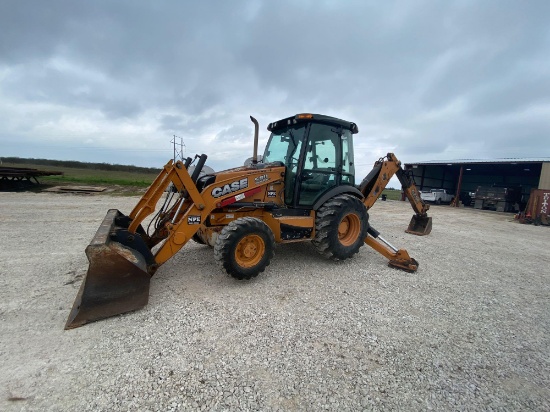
[66,114,432,329]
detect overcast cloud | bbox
[1,0,549,179]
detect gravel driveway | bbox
[1,192,548,411]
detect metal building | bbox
[404,158,550,209]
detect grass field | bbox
[3,161,403,200]
[2,162,159,188]
[381,188,402,200]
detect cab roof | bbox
[267,113,359,134]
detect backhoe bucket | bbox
[406,215,432,236]
[65,209,152,329]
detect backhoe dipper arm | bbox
[395,162,429,217]
[359,153,432,236]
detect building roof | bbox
[405,158,550,166]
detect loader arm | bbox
[65,158,209,329]
[134,161,283,268]
[358,153,432,236]
[66,157,285,329]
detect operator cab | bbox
[263,113,359,208]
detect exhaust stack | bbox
[250,116,259,164]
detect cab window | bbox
[263,125,306,204]
[298,123,340,206]
[341,129,355,185]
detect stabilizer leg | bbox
[364,226,419,272]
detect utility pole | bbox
[170,135,185,162]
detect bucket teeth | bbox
[65,210,152,329]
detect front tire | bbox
[312,194,369,260]
[214,217,275,280]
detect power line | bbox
[170,135,185,161]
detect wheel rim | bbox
[235,234,265,268]
[338,213,361,246]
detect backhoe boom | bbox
[359,153,432,236]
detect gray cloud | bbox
[214,125,251,142]
[1,0,549,177]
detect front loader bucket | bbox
[65,209,152,329]
[406,215,432,236]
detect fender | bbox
[312,185,364,210]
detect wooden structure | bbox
[0,167,63,189]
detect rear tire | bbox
[312,194,368,260]
[214,217,275,280]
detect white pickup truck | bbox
[421,189,454,204]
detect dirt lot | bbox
[0,192,548,411]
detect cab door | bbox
[297,123,355,207]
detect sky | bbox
[1,0,549,181]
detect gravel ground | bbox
[0,192,549,411]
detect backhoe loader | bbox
[66,113,432,329]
